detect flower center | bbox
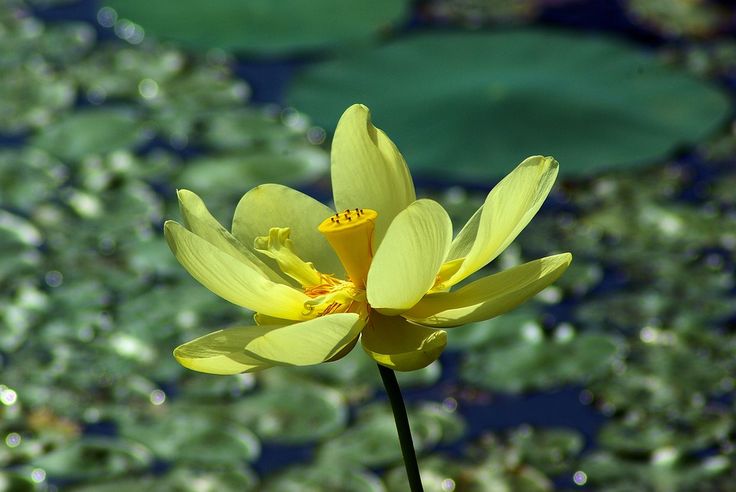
[318,208,378,289]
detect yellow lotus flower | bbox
[164,104,571,374]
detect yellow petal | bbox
[367,199,452,315]
[174,326,274,375]
[331,104,416,246]
[442,156,559,288]
[361,313,446,371]
[404,253,572,327]
[164,220,310,320]
[176,189,288,284]
[232,184,343,277]
[243,313,364,366]
[253,312,294,325]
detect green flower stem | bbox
[377,363,424,492]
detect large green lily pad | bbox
[105,0,409,56]
[288,30,730,179]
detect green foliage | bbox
[288,30,729,179]
[2,1,736,491]
[105,0,409,56]
[31,108,146,161]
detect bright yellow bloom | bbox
[164,104,571,374]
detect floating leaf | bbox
[231,376,347,444]
[318,403,464,467]
[288,30,729,179]
[625,0,728,38]
[203,109,305,150]
[461,324,619,392]
[105,0,409,56]
[509,427,584,475]
[119,404,260,465]
[262,464,383,492]
[31,437,153,480]
[177,149,327,194]
[598,410,733,454]
[0,472,35,492]
[31,108,147,161]
[67,467,258,492]
[581,450,732,491]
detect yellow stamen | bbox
[254,227,322,287]
[318,208,377,289]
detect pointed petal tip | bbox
[343,103,370,116]
[176,188,197,200]
[163,219,178,237]
[521,154,558,169]
[547,251,573,269]
[337,104,373,131]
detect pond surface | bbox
[1,0,735,490]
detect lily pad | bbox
[509,427,584,475]
[581,450,732,491]
[318,403,464,467]
[262,464,383,492]
[590,343,731,416]
[105,0,409,56]
[461,324,619,392]
[203,109,307,150]
[230,377,347,444]
[119,405,260,464]
[288,30,729,179]
[31,437,153,480]
[598,410,733,454]
[176,149,327,193]
[0,472,35,492]
[68,467,258,492]
[174,149,328,219]
[30,108,147,161]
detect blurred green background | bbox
[1,0,736,490]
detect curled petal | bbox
[405,253,572,327]
[441,156,559,288]
[165,221,310,320]
[174,326,274,375]
[243,313,364,366]
[361,313,447,371]
[367,199,452,315]
[331,104,416,246]
[232,184,343,277]
[176,189,287,284]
